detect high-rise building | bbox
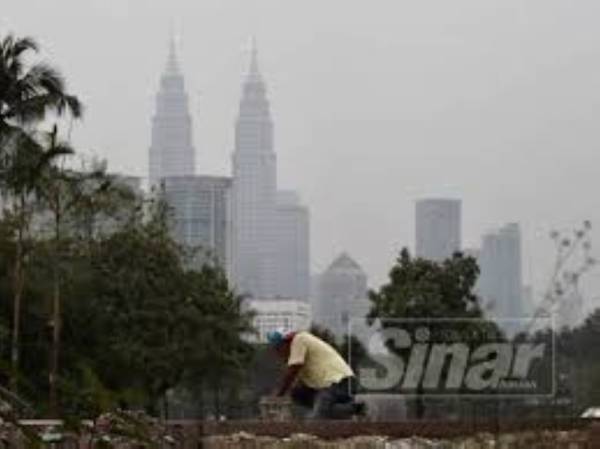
[415,199,461,261]
[314,253,370,340]
[148,37,195,188]
[478,223,524,319]
[162,175,231,271]
[231,43,278,298]
[273,191,310,300]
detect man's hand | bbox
[269,387,284,398]
[276,364,303,397]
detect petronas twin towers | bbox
[149,37,309,301]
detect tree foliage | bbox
[368,248,482,321]
[367,248,501,418]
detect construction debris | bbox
[201,430,590,449]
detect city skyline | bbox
[4,0,600,302]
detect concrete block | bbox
[259,396,293,422]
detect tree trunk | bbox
[10,238,23,392]
[214,377,221,419]
[48,195,61,416]
[198,383,205,419]
[415,385,425,420]
[10,194,26,393]
[48,260,60,416]
[162,392,169,421]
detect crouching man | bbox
[268,329,364,420]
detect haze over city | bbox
[4,0,600,304]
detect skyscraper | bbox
[148,37,195,187]
[478,223,524,319]
[231,43,278,298]
[314,253,370,340]
[162,175,231,272]
[273,191,310,300]
[415,199,461,261]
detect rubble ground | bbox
[202,429,590,449]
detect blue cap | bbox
[266,330,284,346]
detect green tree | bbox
[83,196,189,412]
[551,309,600,413]
[369,248,482,321]
[58,195,254,417]
[368,248,498,418]
[178,266,255,418]
[0,33,256,420]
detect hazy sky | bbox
[3,0,600,308]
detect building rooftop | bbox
[326,252,365,273]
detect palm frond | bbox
[4,95,48,123]
[6,92,82,124]
[61,94,83,118]
[0,37,82,125]
[11,36,38,59]
[0,35,16,64]
[49,92,83,119]
[46,141,74,160]
[36,129,74,170]
[32,63,66,94]
[0,35,37,81]
[6,62,65,103]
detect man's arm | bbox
[276,363,303,396]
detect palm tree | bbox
[35,126,76,415]
[0,33,82,393]
[0,34,81,138]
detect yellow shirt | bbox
[288,332,354,389]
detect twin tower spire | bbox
[149,35,269,187]
[166,34,261,77]
[166,34,180,75]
